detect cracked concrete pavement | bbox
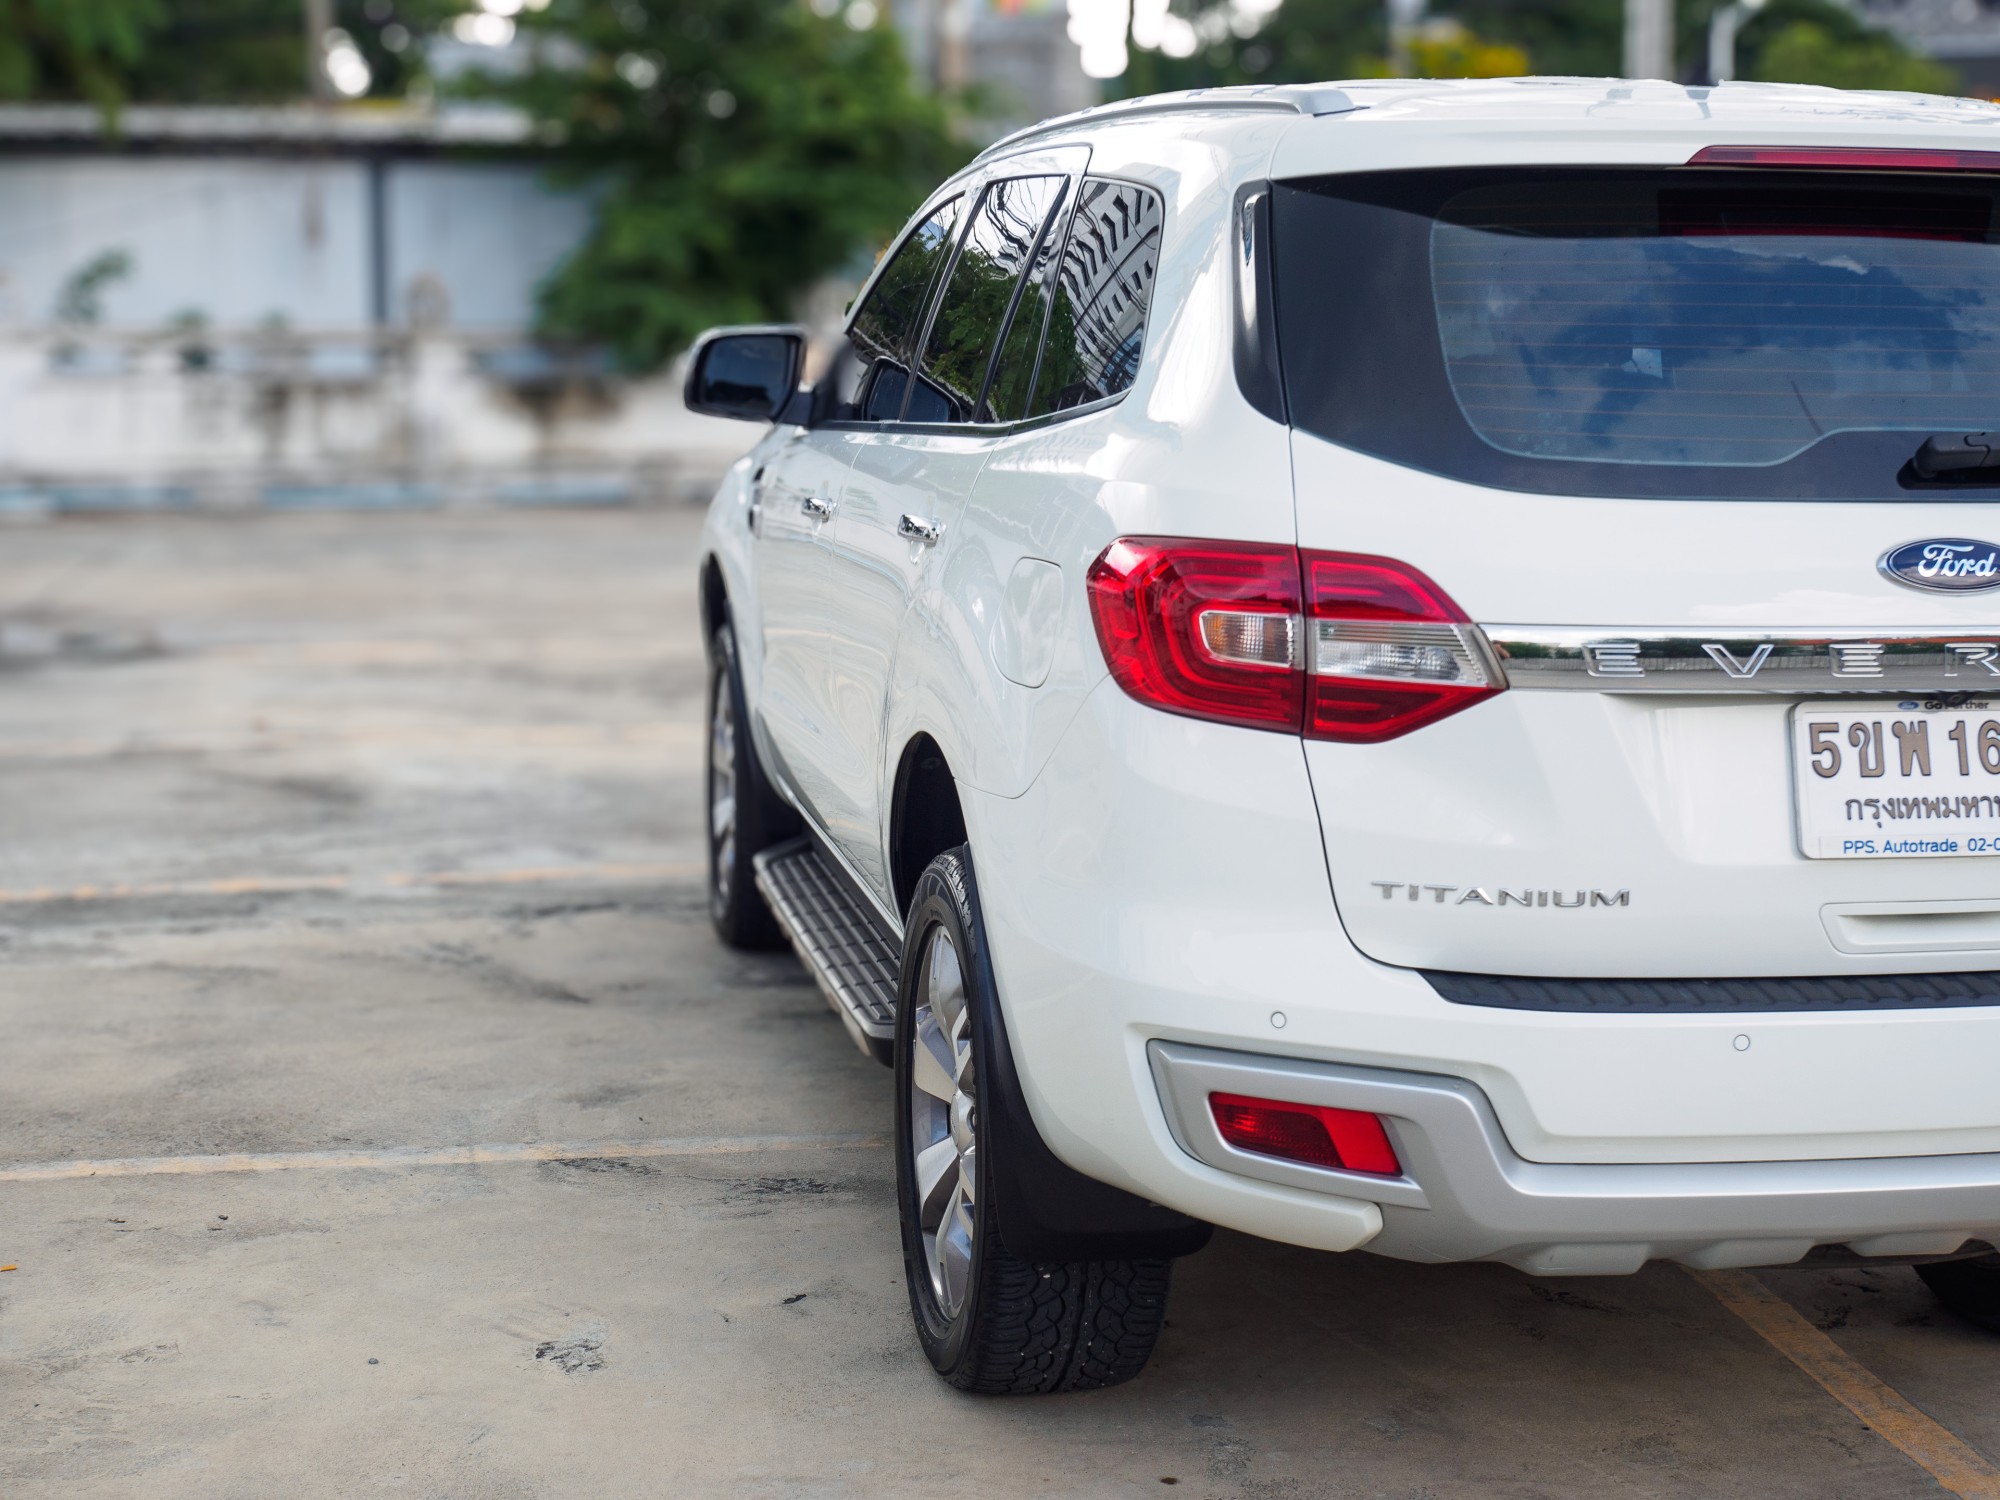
[2,510,1997,1498]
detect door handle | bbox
[801,494,834,521]
[898,513,942,545]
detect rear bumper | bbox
[1150,1040,2000,1274]
[962,680,2000,1264]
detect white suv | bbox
[691,77,2000,1392]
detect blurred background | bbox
[0,0,1984,513]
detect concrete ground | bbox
[2,509,1997,1499]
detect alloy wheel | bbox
[908,928,977,1319]
[708,675,738,912]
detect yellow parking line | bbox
[1693,1268,2000,1499]
[0,861,700,907]
[0,1133,888,1183]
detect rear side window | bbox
[1029,178,1165,416]
[983,189,1069,423]
[907,174,1068,425]
[845,195,964,422]
[1274,168,2000,500]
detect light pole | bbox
[937,0,970,91]
[1386,0,1426,76]
[304,0,334,101]
[1708,0,1767,82]
[1624,0,1673,79]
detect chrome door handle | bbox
[898,514,942,545]
[800,494,834,521]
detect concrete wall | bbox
[0,327,752,511]
[0,149,748,509]
[0,155,593,333]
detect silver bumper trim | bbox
[1148,1040,2000,1275]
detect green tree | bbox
[0,0,456,108]
[0,0,164,114]
[122,0,459,103]
[1121,0,1537,91]
[1119,0,1959,95]
[121,0,301,102]
[1122,0,1379,94]
[1736,0,1957,92]
[484,0,966,371]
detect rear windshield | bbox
[1272,168,2000,499]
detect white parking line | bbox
[0,1133,888,1182]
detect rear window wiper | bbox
[1912,432,2000,479]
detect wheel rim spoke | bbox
[937,1184,974,1314]
[913,1135,957,1225]
[927,936,965,1037]
[907,926,978,1321]
[708,681,736,896]
[910,1009,957,1103]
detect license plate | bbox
[1792,703,2000,858]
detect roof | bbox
[0,103,539,153]
[977,83,1358,161]
[980,76,2000,166]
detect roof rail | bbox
[974,84,1360,163]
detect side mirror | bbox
[684,325,807,423]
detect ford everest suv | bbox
[690,78,2000,1393]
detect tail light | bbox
[1304,551,1503,743]
[1209,1092,1402,1176]
[1084,538,1303,732]
[1086,538,1501,743]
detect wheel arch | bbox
[698,552,729,648]
[889,732,968,922]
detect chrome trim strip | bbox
[1485,626,2000,694]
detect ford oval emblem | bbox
[1879,538,2000,593]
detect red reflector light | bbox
[1208,1092,1402,1176]
[1086,538,1501,743]
[1690,145,2000,172]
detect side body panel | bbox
[917,118,1300,811]
[749,429,861,812]
[825,431,991,890]
[699,434,786,757]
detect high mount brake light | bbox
[1085,538,1501,743]
[1690,145,2000,172]
[1209,1092,1402,1176]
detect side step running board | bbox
[754,837,900,1065]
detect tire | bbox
[894,846,1173,1393]
[705,620,798,950]
[1918,1253,2000,1333]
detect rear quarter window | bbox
[1028,177,1166,417]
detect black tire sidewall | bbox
[895,846,1005,1377]
[705,624,743,929]
[1918,1254,2000,1332]
[705,620,792,948]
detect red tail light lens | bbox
[1085,538,1303,733]
[1209,1092,1401,1176]
[1303,550,1501,744]
[1087,538,1501,742]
